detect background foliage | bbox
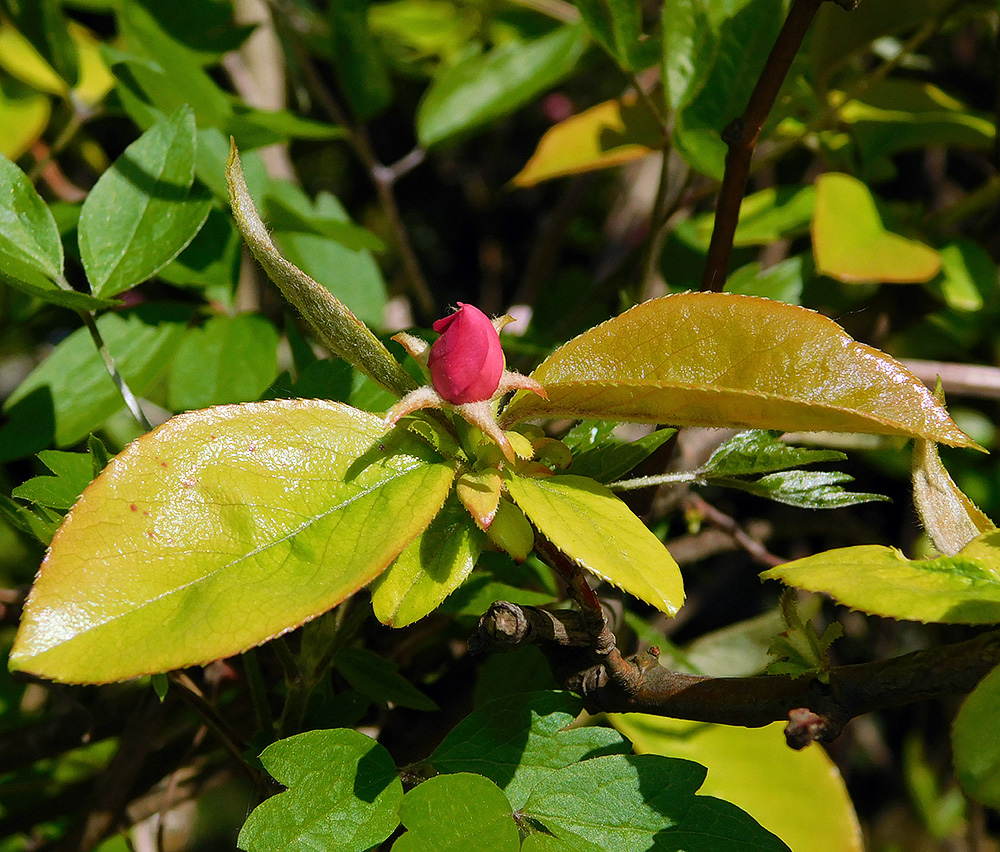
[2,0,1000,849]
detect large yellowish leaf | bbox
[501,293,976,449]
[504,472,683,614]
[761,530,1000,624]
[11,400,455,683]
[812,172,941,283]
[512,93,663,188]
[611,715,862,852]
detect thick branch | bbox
[472,603,1000,748]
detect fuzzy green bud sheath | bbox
[428,303,504,404]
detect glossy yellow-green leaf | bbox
[0,21,111,104]
[611,715,862,852]
[456,468,502,530]
[370,496,485,627]
[10,400,455,683]
[761,530,1000,624]
[912,438,994,557]
[512,93,663,187]
[501,293,976,450]
[504,473,682,614]
[812,172,941,283]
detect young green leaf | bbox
[334,647,438,711]
[239,729,403,852]
[521,753,790,852]
[952,663,1000,809]
[417,24,589,148]
[11,450,97,510]
[504,472,684,615]
[371,495,485,627]
[78,104,212,297]
[0,493,61,544]
[430,690,631,809]
[501,293,978,450]
[393,773,519,852]
[611,715,862,852]
[761,530,1000,624]
[10,400,456,683]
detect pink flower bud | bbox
[428,303,504,404]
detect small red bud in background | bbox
[428,303,504,404]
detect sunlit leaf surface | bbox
[761,530,1000,623]
[11,400,455,682]
[501,293,975,449]
[812,172,941,283]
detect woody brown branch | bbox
[472,602,1000,748]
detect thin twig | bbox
[700,0,826,292]
[685,493,784,569]
[80,311,154,432]
[291,41,436,318]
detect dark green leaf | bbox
[0,493,60,544]
[264,195,386,252]
[575,0,646,71]
[417,24,589,148]
[0,151,64,285]
[330,0,393,118]
[167,314,280,410]
[239,729,403,852]
[158,207,241,298]
[78,105,212,297]
[715,470,889,509]
[568,428,675,482]
[703,431,846,478]
[430,690,631,809]
[522,754,790,851]
[334,647,438,711]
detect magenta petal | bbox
[428,303,504,404]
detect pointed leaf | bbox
[504,473,683,615]
[0,151,63,284]
[78,105,212,297]
[417,24,589,148]
[456,468,502,529]
[566,427,675,483]
[512,93,662,187]
[238,729,403,852]
[812,173,941,284]
[521,754,790,852]
[703,430,846,478]
[10,400,455,682]
[371,496,485,627]
[716,470,888,509]
[430,690,631,810]
[761,530,1000,624]
[611,715,862,852]
[393,773,519,852]
[501,293,977,449]
[952,663,1000,810]
[912,438,994,557]
[334,647,438,711]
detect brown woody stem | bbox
[473,603,1000,748]
[700,0,827,292]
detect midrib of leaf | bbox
[94,122,189,291]
[49,464,442,642]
